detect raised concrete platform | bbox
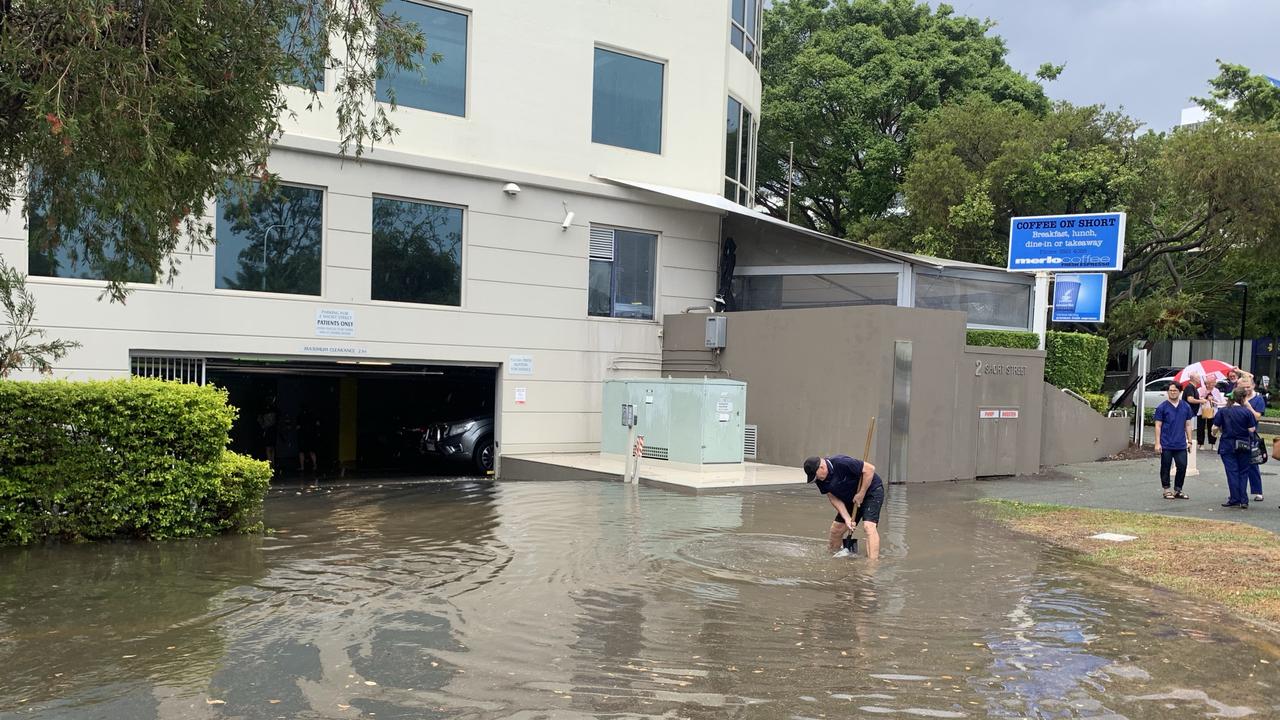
[501,453,805,491]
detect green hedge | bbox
[1082,392,1111,414]
[1044,331,1109,395]
[0,379,270,544]
[966,329,1040,349]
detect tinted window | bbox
[371,196,463,305]
[592,48,664,154]
[216,183,324,296]
[376,1,468,116]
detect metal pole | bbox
[786,141,794,223]
[1238,283,1248,369]
[263,224,285,291]
[1032,272,1050,350]
[1135,348,1149,447]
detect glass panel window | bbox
[588,227,657,320]
[372,197,463,305]
[725,97,755,207]
[725,97,742,180]
[376,1,467,116]
[592,48,664,154]
[216,183,323,296]
[914,275,1032,329]
[733,273,899,311]
[26,177,153,283]
[281,9,325,91]
[730,0,762,64]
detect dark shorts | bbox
[833,483,884,525]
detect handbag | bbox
[1234,438,1253,454]
[1272,437,1280,461]
[1200,402,1215,419]
[1251,437,1269,466]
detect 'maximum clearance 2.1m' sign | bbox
[1006,212,1126,272]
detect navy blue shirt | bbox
[1154,399,1194,450]
[814,455,882,506]
[1213,405,1257,453]
[1248,393,1266,415]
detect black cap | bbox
[803,456,821,482]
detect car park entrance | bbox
[202,357,497,479]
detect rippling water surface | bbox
[1,480,1277,719]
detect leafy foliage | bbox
[1,0,430,300]
[0,378,270,544]
[966,329,1039,350]
[1044,331,1109,394]
[756,0,1046,236]
[1082,393,1111,415]
[0,257,80,377]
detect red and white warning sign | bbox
[1000,410,1020,419]
[979,409,999,419]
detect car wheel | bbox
[473,436,494,474]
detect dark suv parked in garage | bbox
[421,415,494,474]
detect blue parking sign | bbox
[1007,212,1125,272]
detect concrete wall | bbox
[661,306,1047,482]
[961,347,1046,478]
[1040,383,1131,467]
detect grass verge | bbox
[980,499,1280,624]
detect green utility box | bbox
[602,379,747,464]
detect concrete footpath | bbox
[977,455,1280,534]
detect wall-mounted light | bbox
[502,182,521,197]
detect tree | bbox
[895,95,1280,351]
[1,0,431,300]
[0,257,79,377]
[1195,61,1280,127]
[899,98,1152,267]
[756,0,1047,236]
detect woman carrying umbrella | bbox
[1174,361,1233,449]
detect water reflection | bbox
[1,479,1276,719]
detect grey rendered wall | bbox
[1040,383,1132,467]
[663,306,1050,481]
[960,347,1046,477]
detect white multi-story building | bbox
[0,0,768,475]
[1,0,1033,477]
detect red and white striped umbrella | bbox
[1173,360,1236,385]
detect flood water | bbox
[1,480,1277,719]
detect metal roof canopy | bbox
[595,176,950,269]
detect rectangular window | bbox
[730,0,763,64]
[733,273,899,311]
[592,48,664,154]
[376,1,467,116]
[914,275,1032,329]
[215,183,324,296]
[26,178,153,283]
[280,9,325,91]
[588,226,657,320]
[371,196,463,305]
[724,97,755,206]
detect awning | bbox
[594,175,946,270]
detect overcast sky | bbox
[937,0,1280,130]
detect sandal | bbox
[1163,490,1175,499]
[1174,491,1189,500]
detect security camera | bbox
[561,211,575,230]
[502,182,521,197]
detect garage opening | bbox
[199,357,496,479]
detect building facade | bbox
[0,0,765,474]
